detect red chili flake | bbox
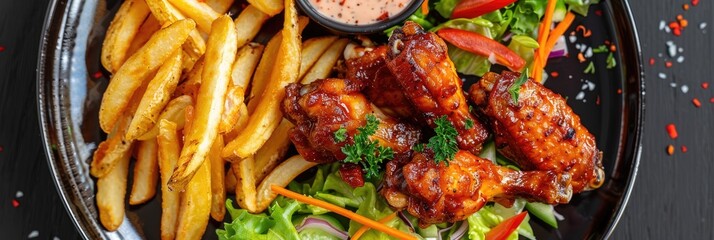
[683,3,690,10]
[617,89,622,94]
[604,40,611,45]
[550,71,559,78]
[667,145,675,155]
[595,10,602,16]
[692,0,699,6]
[0,145,3,152]
[610,45,617,52]
[681,145,688,153]
[92,71,103,79]
[575,25,592,37]
[702,82,709,89]
[12,199,19,208]
[693,98,702,107]
[673,28,682,36]
[596,96,600,105]
[669,21,681,29]
[677,14,684,21]
[666,123,678,139]
[649,58,655,65]
[711,97,714,103]
[0,45,5,52]
[665,61,673,68]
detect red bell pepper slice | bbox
[451,0,518,19]
[485,211,528,240]
[437,28,526,71]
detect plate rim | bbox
[35,0,645,239]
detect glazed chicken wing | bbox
[345,45,417,121]
[282,78,421,164]
[469,71,605,193]
[386,22,488,153]
[382,150,572,227]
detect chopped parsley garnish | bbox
[412,143,426,152]
[465,119,475,130]
[592,45,609,53]
[508,71,529,104]
[340,115,394,179]
[606,52,617,69]
[333,127,347,143]
[584,61,596,74]
[426,116,459,165]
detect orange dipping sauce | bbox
[309,0,414,26]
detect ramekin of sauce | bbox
[297,0,424,34]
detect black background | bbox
[1,0,712,239]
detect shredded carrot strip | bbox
[421,0,429,15]
[537,0,558,56]
[353,212,398,240]
[533,12,576,83]
[271,185,417,240]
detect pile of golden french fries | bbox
[92,0,350,237]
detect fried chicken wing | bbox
[282,78,421,163]
[382,150,572,227]
[386,22,488,153]
[469,71,605,193]
[345,45,417,121]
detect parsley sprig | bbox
[426,116,459,165]
[508,71,529,103]
[339,115,394,179]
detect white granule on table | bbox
[677,56,685,63]
[15,191,23,198]
[670,82,677,88]
[700,22,707,29]
[658,73,667,79]
[681,85,689,93]
[575,91,585,100]
[27,231,39,239]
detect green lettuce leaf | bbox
[564,0,600,16]
[467,200,535,240]
[217,199,301,240]
[510,0,547,36]
[434,0,460,18]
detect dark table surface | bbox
[1,0,713,239]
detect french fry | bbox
[253,119,293,182]
[206,0,234,14]
[255,155,317,211]
[301,38,349,84]
[223,0,302,160]
[299,36,338,80]
[91,112,134,178]
[145,0,206,60]
[170,16,238,191]
[219,86,246,134]
[246,16,308,113]
[169,0,221,34]
[209,136,226,221]
[126,49,183,141]
[176,153,212,240]
[174,56,204,99]
[96,139,132,231]
[129,138,159,205]
[157,120,180,240]
[234,5,270,48]
[222,102,249,142]
[225,167,237,194]
[137,95,192,140]
[101,0,151,73]
[248,0,283,16]
[231,43,264,88]
[127,16,161,58]
[99,19,194,133]
[232,156,257,212]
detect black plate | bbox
[37,0,644,239]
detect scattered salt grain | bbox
[568,75,573,79]
[15,191,23,198]
[678,47,684,53]
[677,56,685,63]
[658,73,667,79]
[659,20,666,30]
[584,47,593,58]
[666,41,677,57]
[53,237,60,240]
[700,22,707,29]
[28,231,39,239]
[569,35,577,43]
[670,82,677,88]
[587,81,596,91]
[681,85,689,93]
[575,91,585,100]
[581,84,588,90]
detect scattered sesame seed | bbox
[677,56,685,63]
[681,85,689,93]
[670,82,678,88]
[659,20,667,30]
[15,191,23,198]
[569,35,577,43]
[700,22,707,29]
[658,73,667,79]
[575,91,585,100]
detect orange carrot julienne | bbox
[421,0,429,15]
[352,212,398,240]
[534,12,576,83]
[270,185,417,240]
[537,0,558,57]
